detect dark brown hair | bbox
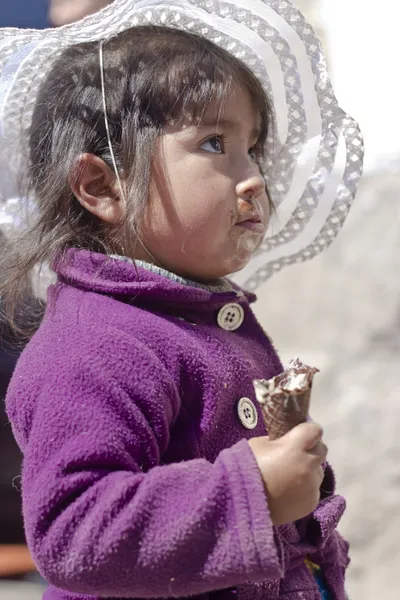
[0,25,273,337]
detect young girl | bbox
[0,2,363,599]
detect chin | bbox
[228,254,253,276]
[192,252,253,282]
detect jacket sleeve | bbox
[308,526,350,600]
[297,463,349,597]
[10,328,283,598]
[305,491,350,564]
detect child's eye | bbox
[200,135,225,154]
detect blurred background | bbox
[254,3,400,600]
[0,1,399,599]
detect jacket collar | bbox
[55,249,257,315]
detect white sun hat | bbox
[0,0,363,290]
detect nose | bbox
[236,173,266,205]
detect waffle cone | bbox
[254,359,318,440]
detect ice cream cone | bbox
[254,359,318,440]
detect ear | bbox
[69,153,125,224]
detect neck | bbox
[111,255,233,293]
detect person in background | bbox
[48,0,112,26]
[0,302,32,576]
[0,234,45,599]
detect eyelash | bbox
[201,134,261,162]
[201,134,226,154]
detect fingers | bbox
[308,440,328,464]
[284,422,323,451]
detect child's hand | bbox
[248,422,327,526]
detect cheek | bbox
[182,198,227,231]
[149,153,234,242]
[175,183,232,232]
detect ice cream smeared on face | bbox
[241,232,260,252]
[228,227,263,272]
[254,358,319,440]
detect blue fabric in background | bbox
[0,0,48,28]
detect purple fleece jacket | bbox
[6,250,348,600]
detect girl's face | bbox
[137,83,270,282]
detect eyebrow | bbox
[197,117,262,143]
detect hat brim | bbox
[0,0,363,289]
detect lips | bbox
[235,216,265,234]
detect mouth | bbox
[235,218,265,235]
